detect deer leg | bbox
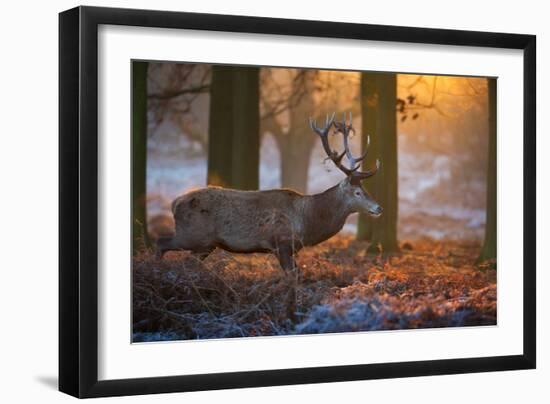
[155,236,180,259]
[274,244,300,321]
[275,244,298,272]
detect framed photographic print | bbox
[59,6,536,398]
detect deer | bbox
[156,112,382,271]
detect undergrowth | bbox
[132,235,496,342]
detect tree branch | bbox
[148,84,210,100]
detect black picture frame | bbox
[59,5,536,398]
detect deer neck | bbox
[302,183,352,246]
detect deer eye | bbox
[354,191,361,196]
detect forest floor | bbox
[132,235,496,342]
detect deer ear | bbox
[339,177,351,189]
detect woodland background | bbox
[134,65,496,253]
[132,63,497,341]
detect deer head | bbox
[309,112,383,217]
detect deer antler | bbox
[309,113,350,175]
[310,112,380,181]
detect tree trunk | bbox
[286,90,316,193]
[208,66,260,190]
[265,76,316,194]
[231,67,260,190]
[357,72,379,241]
[478,78,497,262]
[278,138,311,192]
[132,61,149,253]
[208,66,233,187]
[365,73,399,254]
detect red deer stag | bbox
[157,112,382,271]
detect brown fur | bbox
[157,179,382,271]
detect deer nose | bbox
[373,206,383,215]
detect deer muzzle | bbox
[369,205,383,217]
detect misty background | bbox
[144,64,489,242]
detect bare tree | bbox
[478,78,497,262]
[147,63,211,151]
[132,61,150,252]
[261,70,318,192]
[356,73,399,254]
[260,69,359,193]
[208,65,260,190]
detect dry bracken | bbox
[133,235,496,342]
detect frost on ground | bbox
[132,236,496,342]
